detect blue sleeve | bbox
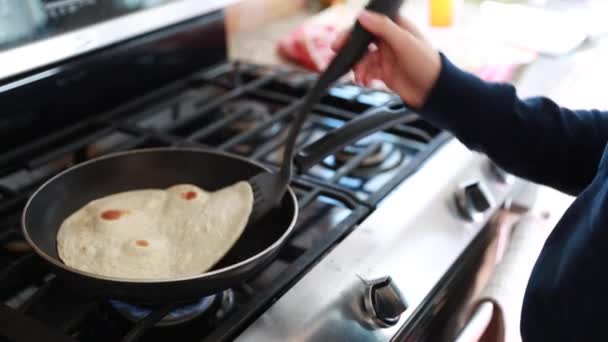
[419,54,608,195]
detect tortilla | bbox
[56,182,253,280]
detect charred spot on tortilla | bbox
[181,191,197,200]
[135,239,149,247]
[100,209,129,220]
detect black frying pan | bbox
[22,0,410,304]
[22,103,411,304]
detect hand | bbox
[331,10,442,109]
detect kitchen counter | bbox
[228,10,311,66]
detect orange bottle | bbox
[429,0,454,27]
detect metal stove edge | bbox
[234,138,533,341]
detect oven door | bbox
[395,209,521,342]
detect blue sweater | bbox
[420,54,608,341]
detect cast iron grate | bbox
[0,61,449,342]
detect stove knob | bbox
[455,181,493,221]
[363,276,408,328]
[489,162,514,184]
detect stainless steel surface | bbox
[236,138,530,341]
[489,162,515,185]
[0,0,239,82]
[454,301,495,342]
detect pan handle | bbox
[294,100,416,173]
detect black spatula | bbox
[249,0,406,222]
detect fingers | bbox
[353,61,366,85]
[333,27,370,85]
[357,10,405,50]
[353,50,382,87]
[394,15,426,41]
[333,11,425,54]
[363,51,382,87]
[331,29,378,53]
[331,10,429,90]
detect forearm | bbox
[419,54,608,195]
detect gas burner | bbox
[336,143,385,168]
[323,138,404,178]
[276,71,317,91]
[220,100,280,140]
[109,291,233,327]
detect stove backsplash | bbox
[0,11,227,155]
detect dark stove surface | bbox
[0,61,448,342]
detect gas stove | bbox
[0,1,535,341]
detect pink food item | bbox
[278,23,339,72]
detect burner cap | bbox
[335,143,386,168]
[324,138,404,178]
[109,294,218,327]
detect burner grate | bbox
[0,61,448,342]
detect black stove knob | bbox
[363,276,408,328]
[455,181,493,221]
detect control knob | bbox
[455,181,493,221]
[363,276,408,328]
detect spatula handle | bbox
[277,0,406,196]
[318,0,406,86]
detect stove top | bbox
[0,60,449,342]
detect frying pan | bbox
[22,102,412,304]
[23,0,408,304]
